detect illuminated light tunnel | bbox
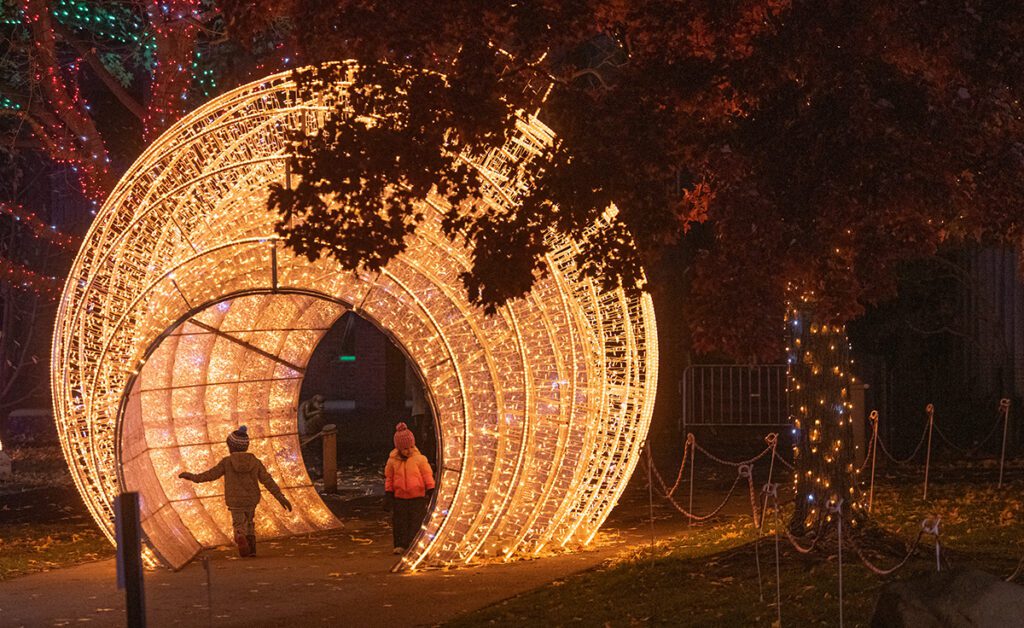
[51,66,659,571]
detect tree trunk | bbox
[788,307,864,532]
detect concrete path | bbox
[0,489,711,628]
[0,440,771,628]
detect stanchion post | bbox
[830,499,844,628]
[687,434,695,528]
[923,404,934,500]
[202,555,213,626]
[998,399,1011,489]
[772,497,782,628]
[922,517,942,572]
[115,492,146,628]
[646,441,656,563]
[868,410,879,513]
[322,424,338,494]
[759,433,778,531]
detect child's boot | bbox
[234,532,251,557]
[246,535,257,556]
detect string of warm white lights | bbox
[52,64,658,571]
[786,303,861,528]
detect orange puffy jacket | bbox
[384,447,435,499]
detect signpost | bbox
[323,424,338,493]
[116,492,146,627]
[0,439,12,482]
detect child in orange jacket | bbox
[385,422,435,554]
[178,426,292,557]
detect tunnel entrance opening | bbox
[119,290,439,567]
[297,310,438,528]
[119,291,349,567]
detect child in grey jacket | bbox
[179,426,292,557]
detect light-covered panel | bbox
[52,64,658,571]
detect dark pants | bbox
[392,496,427,549]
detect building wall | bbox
[300,313,426,458]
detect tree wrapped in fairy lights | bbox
[787,304,862,531]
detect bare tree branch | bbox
[54,22,146,120]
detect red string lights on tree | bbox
[21,0,115,203]
[0,256,62,300]
[0,201,82,250]
[142,0,201,141]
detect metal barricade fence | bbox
[680,364,788,433]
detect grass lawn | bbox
[0,444,116,581]
[0,520,113,581]
[448,464,1024,627]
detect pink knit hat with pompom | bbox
[393,422,416,450]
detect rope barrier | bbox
[858,420,876,474]
[1006,551,1024,582]
[776,498,828,555]
[740,464,760,528]
[692,439,774,468]
[931,421,969,455]
[877,419,929,465]
[772,450,795,471]
[647,452,747,521]
[647,429,1021,627]
[873,400,1015,499]
[847,524,928,576]
[666,434,694,497]
[884,399,1007,460]
[645,421,1017,591]
[932,399,1007,457]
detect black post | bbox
[116,492,146,628]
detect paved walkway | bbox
[0,486,725,628]
[2,529,614,627]
[0,438,774,628]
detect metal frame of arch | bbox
[51,65,658,571]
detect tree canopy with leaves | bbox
[258,0,1024,362]
[256,1,1024,530]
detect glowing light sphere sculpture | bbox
[51,66,658,571]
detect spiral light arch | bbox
[51,66,658,570]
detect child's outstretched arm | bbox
[179,460,225,483]
[256,461,292,511]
